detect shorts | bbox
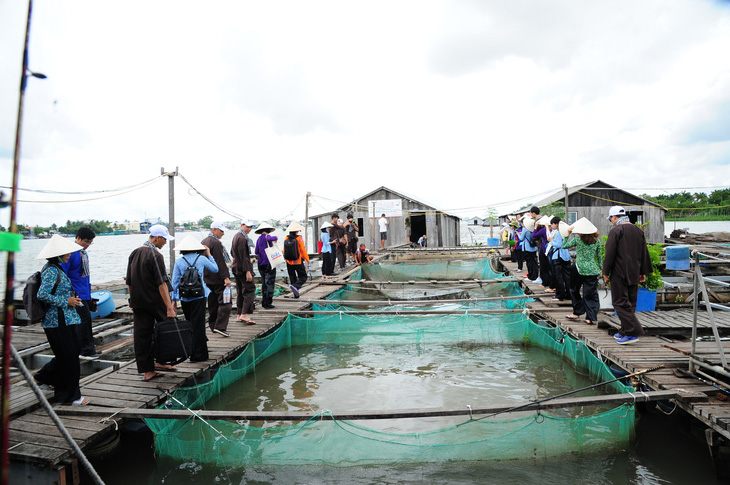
[380,232,387,241]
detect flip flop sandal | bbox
[565,314,581,320]
[70,397,90,406]
[144,371,165,381]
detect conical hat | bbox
[37,234,83,260]
[255,222,275,234]
[537,215,551,227]
[175,235,206,252]
[572,217,598,234]
[522,217,535,231]
[320,221,333,230]
[286,221,305,233]
[558,221,571,238]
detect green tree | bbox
[197,215,214,228]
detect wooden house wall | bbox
[309,188,461,249]
[569,206,664,244]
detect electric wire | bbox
[0,175,163,195]
[16,177,164,204]
[177,172,242,220]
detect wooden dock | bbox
[499,256,730,444]
[8,246,730,480]
[7,262,363,481]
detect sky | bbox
[1,0,730,228]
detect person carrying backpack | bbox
[171,235,219,361]
[284,221,309,298]
[32,234,90,406]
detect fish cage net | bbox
[147,314,636,466]
[353,258,505,281]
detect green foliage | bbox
[641,243,664,291]
[57,220,113,235]
[540,201,566,219]
[641,188,730,218]
[197,215,214,228]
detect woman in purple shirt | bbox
[254,223,279,309]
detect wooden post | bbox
[563,183,570,223]
[161,167,178,269]
[304,191,311,253]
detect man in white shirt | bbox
[378,214,388,249]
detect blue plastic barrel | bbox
[487,238,499,247]
[665,245,690,271]
[90,290,115,319]
[636,288,657,312]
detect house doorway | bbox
[409,213,426,245]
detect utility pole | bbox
[162,167,178,268]
[563,183,570,224]
[304,191,311,252]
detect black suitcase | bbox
[153,318,193,365]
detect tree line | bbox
[641,188,730,219]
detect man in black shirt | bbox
[126,225,176,381]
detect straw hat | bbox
[537,215,551,227]
[255,222,275,234]
[522,217,535,231]
[175,235,206,252]
[572,217,598,234]
[320,221,333,230]
[286,221,305,233]
[558,221,571,238]
[37,234,83,260]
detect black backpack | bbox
[178,255,204,299]
[23,265,61,324]
[283,236,300,261]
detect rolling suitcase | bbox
[153,318,193,365]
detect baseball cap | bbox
[606,206,626,220]
[240,220,255,227]
[149,224,175,240]
[210,222,229,232]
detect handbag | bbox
[264,242,286,268]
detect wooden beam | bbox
[57,390,702,422]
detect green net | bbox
[352,258,504,281]
[147,313,636,466]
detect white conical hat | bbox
[255,222,275,234]
[286,221,305,233]
[537,215,551,227]
[37,234,83,260]
[572,217,598,234]
[175,234,206,252]
[320,221,333,230]
[558,221,571,238]
[522,217,535,231]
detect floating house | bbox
[501,180,667,244]
[309,187,462,249]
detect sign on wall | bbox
[369,199,403,218]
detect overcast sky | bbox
[1,0,729,227]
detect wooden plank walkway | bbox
[8,262,362,469]
[497,256,730,438]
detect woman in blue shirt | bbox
[320,221,334,278]
[33,235,89,406]
[171,235,219,362]
[547,217,572,301]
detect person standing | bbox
[126,224,177,381]
[546,217,572,302]
[231,220,257,324]
[33,235,89,406]
[284,222,309,298]
[563,218,602,324]
[603,206,652,344]
[60,227,98,358]
[202,222,232,337]
[378,213,389,250]
[171,235,218,361]
[519,216,539,281]
[254,222,279,309]
[345,214,359,264]
[329,214,346,271]
[320,221,335,278]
